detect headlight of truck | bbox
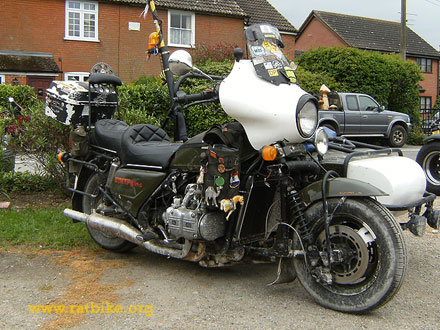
[296,96,318,138]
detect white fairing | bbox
[347,156,426,206]
[219,60,310,150]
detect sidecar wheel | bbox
[83,173,136,252]
[416,141,440,195]
[293,197,407,313]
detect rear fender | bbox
[299,177,387,205]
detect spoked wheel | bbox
[82,173,136,252]
[416,141,440,195]
[293,197,407,313]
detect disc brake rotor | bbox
[318,225,374,285]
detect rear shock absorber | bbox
[288,189,313,245]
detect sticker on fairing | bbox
[264,62,273,69]
[268,69,279,77]
[251,46,265,56]
[262,41,278,52]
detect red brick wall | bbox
[294,17,347,54]
[281,33,295,60]
[408,57,439,105]
[1,0,245,82]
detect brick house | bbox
[0,0,296,98]
[295,11,440,129]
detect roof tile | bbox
[313,11,439,58]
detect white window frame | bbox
[65,72,90,82]
[65,1,99,42]
[167,10,195,48]
[0,75,5,84]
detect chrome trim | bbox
[90,144,118,154]
[126,164,163,170]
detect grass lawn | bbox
[0,208,96,249]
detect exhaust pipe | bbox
[63,208,186,259]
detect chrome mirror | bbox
[169,50,193,76]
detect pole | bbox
[400,0,407,59]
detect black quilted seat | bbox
[120,124,182,168]
[93,119,129,152]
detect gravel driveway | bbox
[1,207,440,330]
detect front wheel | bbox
[293,197,407,313]
[388,124,407,147]
[416,141,440,195]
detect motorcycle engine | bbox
[163,184,226,241]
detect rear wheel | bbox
[82,173,136,252]
[416,141,440,195]
[293,197,407,313]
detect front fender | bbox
[299,177,387,205]
[423,134,440,144]
[386,120,409,137]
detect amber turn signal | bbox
[261,146,277,161]
[57,152,65,163]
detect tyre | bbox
[388,124,407,147]
[416,141,440,195]
[293,197,407,313]
[82,173,136,252]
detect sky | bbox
[267,0,440,51]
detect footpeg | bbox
[136,231,158,242]
[425,209,440,230]
[403,214,427,237]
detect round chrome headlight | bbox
[296,97,318,138]
[314,127,329,156]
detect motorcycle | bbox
[0,97,29,172]
[45,0,409,313]
[416,120,440,195]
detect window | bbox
[417,58,432,73]
[346,95,359,111]
[168,10,195,47]
[359,96,379,111]
[65,72,89,82]
[420,96,432,113]
[0,75,5,85]
[65,1,98,42]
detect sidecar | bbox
[316,134,439,236]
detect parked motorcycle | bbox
[416,126,440,195]
[46,0,409,313]
[0,97,28,172]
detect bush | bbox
[296,47,423,125]
[192,42,236,65]
[407,125,427,145]
[0,171,58,193]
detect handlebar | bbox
[173,90,218,103]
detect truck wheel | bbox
[416,141,440,195]
[388,125,407,148]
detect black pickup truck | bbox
[318,92,412,147]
